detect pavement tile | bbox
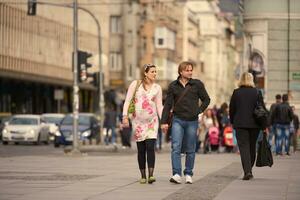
[1,148,299,200]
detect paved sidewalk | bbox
[214,152,300,200]
[0,147,299,200]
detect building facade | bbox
[0,0,242,114]
[243,0,300,110]
[0,0,110,114]
[188,0,239,106]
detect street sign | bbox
[54,89,64,100]
[292,72,300,80]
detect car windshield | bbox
[9,118,38,125]
[43,117,63,124]
[61,115,90,126]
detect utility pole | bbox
[72,0,80,154]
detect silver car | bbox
[2,115,50,145]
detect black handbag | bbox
[253,90,269,129]
[256,132,273,167]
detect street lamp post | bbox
[72,0,80,154]
[26,0,104,151]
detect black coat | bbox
[229,86,260,129]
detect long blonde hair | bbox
[238,72,255,88]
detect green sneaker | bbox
[140,178,147,184]
[148,176,156,184]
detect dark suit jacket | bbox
[229,86,260,129]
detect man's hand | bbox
[161,124,169,133]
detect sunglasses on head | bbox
[143,64,155,70]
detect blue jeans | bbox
[268,125,276,152]
[275,124,290,154]
[171,116,198,176]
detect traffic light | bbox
[91,73,99,87]
[77,50,93,82]
[27,0,37,16]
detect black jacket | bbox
[271,102,293,125]
[229,86,261,129]
[161,78,210,122]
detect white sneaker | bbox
[170,174,181,184]
[185,175,193,184]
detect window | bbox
[155,27,175,50]
[110,16,121,34]
[158,38,164,45]
[109,52,122,71]
[141,37,146,56]
[128,64,133,78]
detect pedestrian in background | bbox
[229,72,263,180]
[201,108,219,153]
[161,61,210,184]
[122,64,163,184]
[216,102,229,139]
[271,94,293,155]
[290,106,299,153]
[103,105,117,147]
[268,94,282,152]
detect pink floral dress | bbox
[123,80,163,142]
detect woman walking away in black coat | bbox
[229,72,264,180]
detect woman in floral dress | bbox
[122,64,163,184]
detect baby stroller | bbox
[204,126,220,153]
[223,125,235,152]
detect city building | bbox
[188,0,239,106]
[0,0,241,114]
[0,0,110,114]
[243,0,300,110]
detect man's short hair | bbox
[282,94,288,102]
[178,61,194,76]
[275,94,281,100]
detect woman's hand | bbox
[122,116,129,127]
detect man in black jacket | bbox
[161,61,210,184]
[268,94,282,151]
[271,94,293,155]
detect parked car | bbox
[54,113,100,147]
[41,113,65,141]
[2,114,50,145]
[0,113,11,140]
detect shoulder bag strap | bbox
[132,80,141,99]
[172,85,191,110]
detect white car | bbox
[41,113,65,141]
[2,114,50,145]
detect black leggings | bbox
[136,139,156,169]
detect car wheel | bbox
[2,141,8,145]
